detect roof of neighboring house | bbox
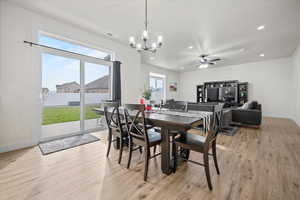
[56,81,80,88]
[85,75,109,90]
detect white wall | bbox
[0,1,141,152]
[292,46,300,126]
[141,63,180,100]
[179,58,294,118]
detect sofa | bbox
[231,101,262,126]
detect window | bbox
[149,72,166,102]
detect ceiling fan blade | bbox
[209,62,216,65]
[209,58,221,62]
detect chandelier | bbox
[129,0,163,53]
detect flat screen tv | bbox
[206,88,219,102]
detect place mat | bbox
[39,134,100,155]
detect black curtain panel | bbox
[112,61,122,104]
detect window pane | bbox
[149,76,164,102]
[156,79,163,89]
[41,53,81,139]
[150,77,156,89]
[39,34,112,60]
[84,62,110,130]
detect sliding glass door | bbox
[39,33,113,141]
[41,54,112,141]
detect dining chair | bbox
[103,102,128,164]
[123,104,162,181]
[173,103,223,190]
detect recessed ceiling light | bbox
[259,53,265,57]
[150,56,155,60]
[239,48,245,52]
[188,46,193,49]
[257,25,265,30]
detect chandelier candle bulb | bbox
[142,30,149,41]
[129,36,135,47]
[136,43,142,52]
[152,43,157,50]
[157,35,163,47]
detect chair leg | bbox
[203,150,213,190]
[173,143,177,173]
[144,147,149,181]
[127,138,133,169]
[153,145,156,155]
[139,146,143,154]
[106,129,112,157]
[212,140,220,175]
[118,137,123,164]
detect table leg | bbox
[161,127,173,175]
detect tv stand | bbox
[196,80,248,106]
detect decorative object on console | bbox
[238,82,248,105]
[196,85,204,102]
[128,0,163,53]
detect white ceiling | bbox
[10,0,300,71]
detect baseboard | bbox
[0,140,37,153]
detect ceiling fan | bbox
[197,54,222,69]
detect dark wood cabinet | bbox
[196,80,248,106]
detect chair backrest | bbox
[173,101,187,111]
[103,102,124,134]
[162,100,187,111]
[205,103,224,145]
[123,104,150,145]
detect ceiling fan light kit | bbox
[129,0,163,53]
[197,54,222,69]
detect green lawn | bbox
[42,105,101,125]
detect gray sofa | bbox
[231,101,262,126]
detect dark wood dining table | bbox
[93,107,211,175]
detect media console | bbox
[196,80,248,106]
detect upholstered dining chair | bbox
[103,102,128,164]
[173,103,223,190]
[123,104,162,181]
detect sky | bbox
[40,35,110,91]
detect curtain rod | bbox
[23,40,118,63]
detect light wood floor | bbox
[1,117,300,200]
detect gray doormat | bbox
[219,126,240,136]
[39,134,100,155]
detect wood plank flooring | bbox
[1,117,300,200]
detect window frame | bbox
[38,31,115,61]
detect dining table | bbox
[93,107,212,175]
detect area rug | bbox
[39,134,100,155]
